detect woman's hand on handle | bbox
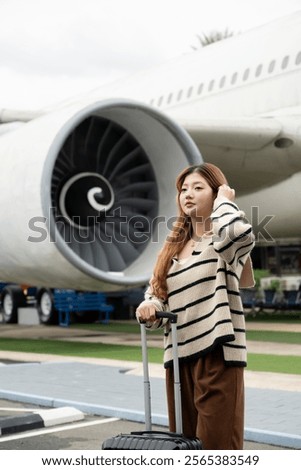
[136,302,158,324]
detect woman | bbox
[136,163,255,450]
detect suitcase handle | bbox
[138,311,177,324]
[140,310,183,435]
[155,311,177,323]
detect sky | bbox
[0,0,301,110]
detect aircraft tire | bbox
[1,286,26,323]
[36,288,58,325]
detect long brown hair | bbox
[150,163,228,300]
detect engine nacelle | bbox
[0,99,201,291]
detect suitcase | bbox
[102,311,203,450]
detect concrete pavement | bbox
[0,320,300,449]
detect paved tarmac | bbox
[0,320,300,449]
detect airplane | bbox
[0,12,300,318]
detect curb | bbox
[0,406,84,436]
[0,413,44,435]
[244,427,301,450]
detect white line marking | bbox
[0,417,120,442]
[0,407,51,413]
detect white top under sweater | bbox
[142,196,255,369]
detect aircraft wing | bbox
[177,116,301,195]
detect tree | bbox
[191,28,238,50]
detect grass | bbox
[245,312,301,322]
[246,330,301,344]
[0,338,163,363]
[247,354,301,375]
[0,337,300,375]
[71,321,147,335]
[72,321,301,345]
[0,317,300,374]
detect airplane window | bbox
[296,51,301,65]
[208,79,215,91]
[219,76,226,88]
[177,89,183,101]
[268,60,276,73]
[255,64,263,77]
[231,72,238,85]
[187,86,193,98]
[198,83,203,94]
[281,56,289,69]
[167,93,173,104]
[243,68,250,81]
[158,96,163,107]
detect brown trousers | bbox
[166,346,244,450]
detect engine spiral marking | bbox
[51,115,159,272]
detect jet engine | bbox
[0,99,201,292]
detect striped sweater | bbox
[143,196,255,368]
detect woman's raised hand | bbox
[217,184,235,201]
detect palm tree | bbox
[191,28,238,50]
